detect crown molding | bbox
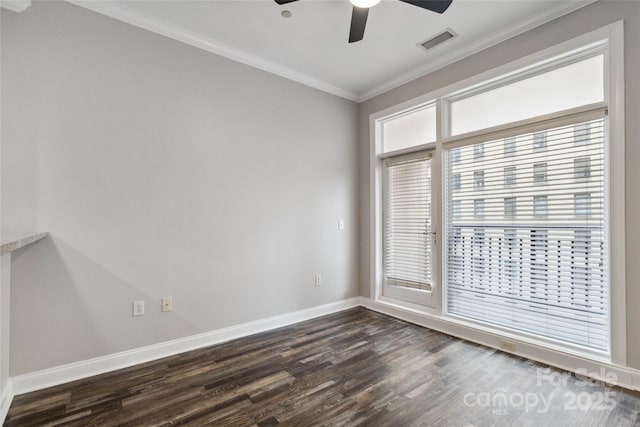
[0,0,31,13]
[66,0,360,102]
[356,0,598,102]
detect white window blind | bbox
[384,153,433,291]
[445,117,607,352]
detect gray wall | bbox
[1,1,359,375]
[359,0,640,368]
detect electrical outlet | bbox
[315,274,322,286]
[162,296,173,312]
[133,300,145,317]
[338,219,344,230]
[499,340,516,352]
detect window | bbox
[533,163,547,185]
[534,131,547,149]
[575,193,591,216]
[474,170,485,188]
[445,118,607,351]
[381,104,436,153]
[474,144,484,160]
[504,197,516,218]
[450,55,604,135]
[574,157,591,179]
[504,166,516,186]
[534,195,548,217]
[383,153,433,301]
[504,137,516,156]
[574,122,590,144]
[374,26,621,358]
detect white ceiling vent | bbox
[418,29,457,51]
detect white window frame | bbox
[369,22,625,364]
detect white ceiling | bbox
[69,0,594,102]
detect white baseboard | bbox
[11,297,362,396]
[360,297,640,392]
[9,295,640,409]
[0,380,13,423]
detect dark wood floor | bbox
[5,308,640,426]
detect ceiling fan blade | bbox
[398,0,453,14]
[348,6,369,43]
[274,0,299,4]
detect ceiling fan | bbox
[274,0,453,43]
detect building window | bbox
[575,193,591,216]
[534,195,548,217]
[474,199,485,217]
[451,148,461,164]
[574,157,591,179]
[504,137,516,156]
[504,166,516,186]
[574,122,590,144]
[452,173,461,190]
[533,131,547,149]
[504,197,516,218]
[453,200,462,218]
[474,170,485,189]
[533,163,547,185]
[474,144,484,160]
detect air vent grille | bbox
[419,29,456,51]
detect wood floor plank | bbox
[6,307,640,426]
